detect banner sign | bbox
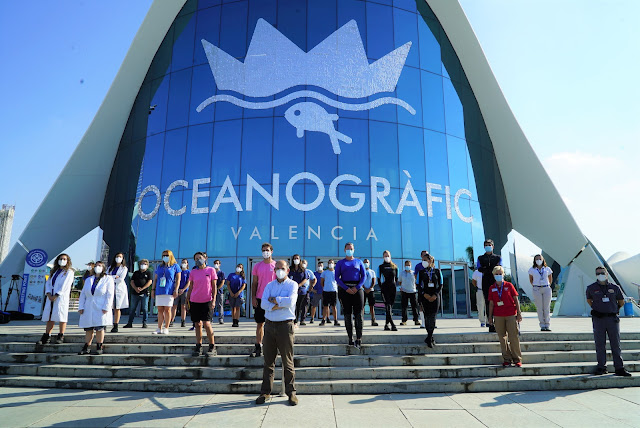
[20,249,48,317]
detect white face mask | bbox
[535,259,543,266]
[404,266,411,271]
[94,266,103,275]
[302,264,307,270]
[115,257,123,264]
[596,274,607,282]
[162,256,170,263]
[364,263,369,268]
[58,259,67,267]
[214,264,220,269]
[293,259,300,265]
[384,256,391,263]
[236,267,242,273]
[494,275,503,282]
[317,266,323,272]
[276,269,287,280]
[181,263,188,269]
[262,250,272,259]
[140,264,148,271]
[422,260,429,268]
[328,264,335,269]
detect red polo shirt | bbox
[488,281,518,317]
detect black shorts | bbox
[190,301,213,323]
[323,291,337,306]
[364,288,376,306]
[254,298,266,323]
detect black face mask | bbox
[196,259,205,267]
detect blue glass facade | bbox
[101,0,512,273]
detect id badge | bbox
[158,277,167,288]
[428,282,435,288]
[602,297,610,303]
[497,301,504,306]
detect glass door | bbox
[438,261,471,318]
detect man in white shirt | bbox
[472,269,487,327]
[399,260,420,326]
[256,260,299,406]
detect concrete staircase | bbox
[0,331,638,393]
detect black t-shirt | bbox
[417,268,442,313]
[477,253,502,290]
[131,270,153,295]
[378,263,398,287]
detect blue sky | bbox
[0,0,638,267]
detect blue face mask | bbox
[484,246,493,253]
[494,275,503,282]
[345,249,354,257]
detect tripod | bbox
[2,275,22,312]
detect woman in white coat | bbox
[108,252,128,333]
[36,254,75,346]
[78,261,115,355]
[528,254,554,332]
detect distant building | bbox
[0,205,15,264]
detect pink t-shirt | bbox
[252,260,276,299]
[189,266,217,303]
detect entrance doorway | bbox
[438,261,471,318]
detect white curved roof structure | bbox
[0,0,616,314]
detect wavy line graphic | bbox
[196,90,416,115]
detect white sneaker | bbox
[153,329,162,335]
[162,328,169,335]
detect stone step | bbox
[3,349,639,367]
[0,373,637,394]
[4,332,640,345]
[2,361,639,380]
[5,341,640,356]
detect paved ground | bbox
[1,386,640,427]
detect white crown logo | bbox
[197,18,415,154]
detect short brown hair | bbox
[262,242,273,251]
[139,259,149,265]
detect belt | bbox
[265,319,294,324]
[344,281,358,287]
[533,285,549,287]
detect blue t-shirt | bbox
[313,271,324,293]
[227,273,246,295]
[321,270,338,292]
[154,263,181,295]
[179,269,190,290]
[215,269,225,295]
[289,269,313,295]
[364,268,376,289]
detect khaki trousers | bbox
[493,315,522,363]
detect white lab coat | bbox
[42,268,75,323]
[78,275,115,328]
[110,265,129,309]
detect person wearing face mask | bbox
[335,243,366,348]
[417,253,442,347]
[108,253,128,333]
[471,269,487,327]
[152,250,181,335]
[362,259,378,326]
[36,254,74,346]
[186,252,218,357]
[171,259,191,328]
[399,260,420,326]
[250,243,277,357]
[309,261,324,323]
[226,264,247,327]
[124,259,152,329]
[320,260,340,326]
[77,261,115,355]
[488,266,522,367]
[476,239,502,333]
[212,260,226,324]
[378,250,398,331]
[586,267,631,376]
[256,260,299,406]
[288,254,308,327]
[302,260,316,324]
[528,255,554,332]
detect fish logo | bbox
[197,19,415,155]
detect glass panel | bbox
[454,264,468,316]
[166,68,193,131]
[440,265,453,315]
[171,13,196,72]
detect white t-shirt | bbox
[399,270,417,293]
[528,266,553,286]
[472,270,482,286]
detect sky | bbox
[0,0,638,268]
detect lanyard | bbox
[91,277,99,295]
[537,268,546,280]
[111,266,119,276]
[426,268,434,282]
[51,269,63,287]
[497,283,505,300]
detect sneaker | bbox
[288,393,298,406]
[515,362,522,367]
[206,345,217,357]
[36,333,50,345]
[414,320,421,326]
[189,326,195,331]
[488,325,496,333]
[391,325,398,331]
[78,344,90,355]
[250,344,262,358]
[54,334,64,344]
[614,368,632,377]
[92,346,104,355]
[545,327,552,332]
[319,319,326,326]
[142,323,148,328]
[399,321,407,326]
[384,324,390,331]
[219,319,224,325]
[594,367,608,375]
[480,323,486,328]
[181,320,186,328]
[123,324,133,329]
[425,336,433,348]
[169,322,174,328]
[431,337,436,347]
[153,329,162,335]
[255,394,270,405]
[300,321,306,326]
[348,338,355,347]
[309,319,314,324]
[110,325,119,333]
[192,345,203,357]
[502,361,511,367]
[334,320,340,326]
[162,328,169,335]
[354,339,362,349]
[371,321,379,326]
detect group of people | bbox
[34,238,632,404]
